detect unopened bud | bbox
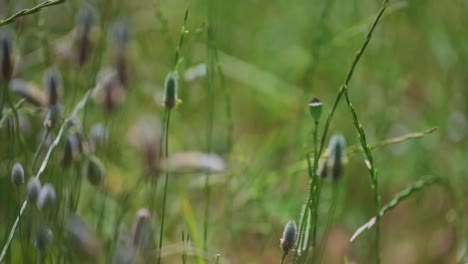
[43,66,62,106]
[27,177,41,203]
[163,72,179,109]
[83,155,105,186]
[308,98,322,122]
[34,225,53,251]
[317,133,346,181]
[0,30,14,81]
[280,220,297,255]
[37,184,57,210]
[11,162,25,186]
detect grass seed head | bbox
[74,4,96,66]
[280,220,297,255]
[0,29,14,81]
[163,72,179,109]
[43,66,62,106]
[34,225,53,251]
[27,177,41,203]
[65,214,101,260]
[11,162,25,186]
[131,208,153,250]
[83,155,106,186]
[37,184,57,210]
[62,134,81,167]
[318,133,346,181]
[43,103,63,129]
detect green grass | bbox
[0,0,467,263]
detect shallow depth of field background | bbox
[0,0,467,263]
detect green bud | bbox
[83,155,106,186]
[308,98,322,122]
[163,72,179,109]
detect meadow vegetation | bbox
[0,0,467,263]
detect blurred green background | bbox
[0,0,467,263]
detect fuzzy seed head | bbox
[27,177,42,203]
[308,98,322,122]
[63,134,80,167]
[0,30,14,81]
[65,214,101,260]
[43,66,62,106]
[131,208,152,250]
[163,72,178,109]
[43,103,63,129]
[83,156,106,186]
[11,162,25,186]
[109,19,129,51]
[34,225,53,251]
[280,220,297,254]
[37,184,57,210]
[318,133,346,181]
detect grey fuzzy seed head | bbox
[280,220,297,254]
[27,177,41,203]
[11,162,25,186]
[34,225,53,251]
[37,184,57,210]
[43,66,62,106]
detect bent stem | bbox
[343,85,381,263]
[157,109,172,264]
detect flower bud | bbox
[75,5,96,66]
[308,98,322,122]
[62,133,80,167]
[0,30,14,81]
[37,184,57,210]
[280,220,297,255]
[43,66,62,106]
[43,103,63,129]
[131,209,153,249]
[163,72,178,109]
[11,162,25,186]
[65,214,101,260]
[34,225,53,251]
[27,177,41,203]
[83,155,105,186]
[317,133,346,181]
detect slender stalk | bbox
[203,0,215,251]
[0,0,65,27]
[280,253,287,264]
[317,0,390,160]
[343,85,380,263]
[350,176,440,242]
[157,109,171,264]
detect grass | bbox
[0,0,467,263]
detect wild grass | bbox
[0,0,466,263]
